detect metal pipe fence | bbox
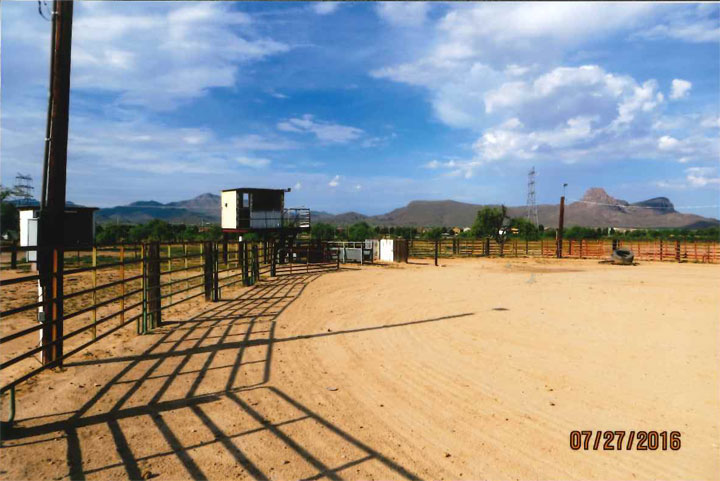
[408,238,720,263]
[0,240,338,400]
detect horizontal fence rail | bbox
[408,238,720,263]
[0,240,339,398]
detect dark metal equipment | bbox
[611,249,635,265]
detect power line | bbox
[37,0,51,21]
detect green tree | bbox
[145,220,174,240]
[96,224,131,244]
[423,227,444,240]
[202,224,223,241]
[311,222,336,241]
[471,206,509,242]
[128,224,149,242]
[509,217,540,240]
[0,186,19,238]
[395,226,417,240]
[179,225,200,241]
[347,221,374,241]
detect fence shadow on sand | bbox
[2,273,472,480]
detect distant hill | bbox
[96,194,221,224]
[325,188,718,229]
[96,188,719,229]
[372,200,488,227]
[166,193,221,218]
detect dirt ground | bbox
[1,257,718,480]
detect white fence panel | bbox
[379,239,394,262]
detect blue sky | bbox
[2,1,719,216]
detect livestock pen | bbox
[0,240,338,422]
[408,238,720,263]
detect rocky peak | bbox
[631,197,676,213]
[579,188,629,207]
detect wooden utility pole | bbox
[38,0,74,365]
[556,196,565,258]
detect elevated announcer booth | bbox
[220,187,311,253]
[220,187,316,266]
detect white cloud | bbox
[267,90,289,99]
[670,79,692,99]
[658,135,680,150]
[277,114,364,143]
[424,159,458,170]
[63,2,289,110]
[483,65,662,129]
[373,4,718,170]
[237,156,271,168]
[376,2,430,27]
[313,2,340,15]
[633,4,720,43]
[328,175,341,187]
[701,116,720,129]
[232,134,298,151]
[425,160,441,169]
[293,182,302,191]
[360,132,397,148]
[438,3,652,45]
[686,167,720,187]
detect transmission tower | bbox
[526,167,539,226]
[13,173,34,200]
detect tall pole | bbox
[38,0,74,365]
[556,196,565,259]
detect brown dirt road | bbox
[1,258,719,480]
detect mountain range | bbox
[95,188,719,229]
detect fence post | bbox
[213,243,220,300]
[147,242,162,329]
[253,244,260,281]
[10,242,17,269]
[675,240,681,262]
[271,242,277,276]
[119,245,125,326]
[222,235,228,264]
[203,240,213,301]
[42,247,64,365]
[184,243,189,292]
[53,247,64,363]
[92,246,97,339]
[434,240,439,266]
[167,244,173,305]
[140,244,146,334]
[243,241,250,286]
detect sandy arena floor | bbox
[1,257,719,480]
